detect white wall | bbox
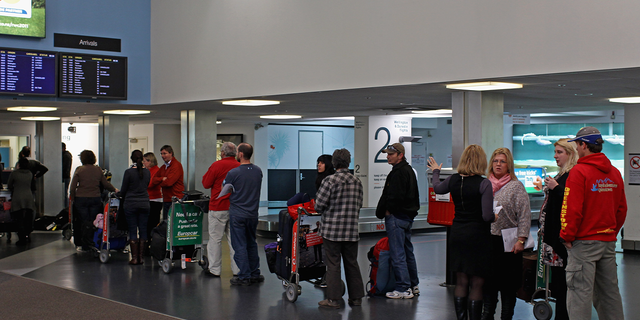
[62,123,100,177]
[153,124,181,160]
[129,123,155,155]
[151,1,640,104]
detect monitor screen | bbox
[0,47,57,96]
[514,167,545,194]
[0,0,46,38]
[59,53,127,99]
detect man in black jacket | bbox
[376,143,420,299]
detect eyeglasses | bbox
[386,145,399,152]
[492,159,507,164]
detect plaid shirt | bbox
[315,168,363,242]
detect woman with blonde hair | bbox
[428,144,495,320]
[482,147,531,320]
[538,138,578,320]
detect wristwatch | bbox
[517,239,525,245]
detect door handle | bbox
[300,173,305,180]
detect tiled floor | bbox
[0,229,637,320]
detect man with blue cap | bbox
[560,126,627,320]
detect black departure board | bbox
[0,48,57,96]
[59,53,127,99]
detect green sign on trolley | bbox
[167,202,204,248]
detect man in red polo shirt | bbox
[151,145,184,220]
[202,142,241,277]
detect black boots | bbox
[500,295,516,320]
[454,296,468,320]
[469,300,483,320]
[129,240,140,265]
[481,293,497,320]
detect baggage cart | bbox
[159,197,208,274]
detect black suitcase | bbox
[150,220,196,261]
[275,209,325,282]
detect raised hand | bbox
[427,156,442,171]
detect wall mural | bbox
[268,130,291,169]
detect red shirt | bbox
[147,165,162,200]
[151,157,184,202]
[202,156,240,211]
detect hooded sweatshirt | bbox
[560,152,627,243]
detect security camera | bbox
[68,124,77,133]
[399,136,422,143]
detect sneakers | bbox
[412,285,420,295]
[250,275,265,283]
[386,289,414,299]
[230,276,251,286]
[203,269,220,277]
[318,299,340,308]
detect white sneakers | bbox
[385,289,414,299]
[412,285,420,295]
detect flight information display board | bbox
[59,53,127,99]
[0,48,57,96]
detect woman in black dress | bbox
[428,145,495,320]
[539,138,578,320]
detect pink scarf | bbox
[489,173,511,195]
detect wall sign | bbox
[54,33,122,52]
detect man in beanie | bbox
[560,126,627,319]
[376,143,420,299]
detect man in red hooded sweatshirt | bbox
[560,126,627,320]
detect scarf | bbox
[488,173,511,195]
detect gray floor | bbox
[0,229,637,320]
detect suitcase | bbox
[275,209,325,282]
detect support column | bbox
[451,91,504,167]
[623,105,640,251]
[35,121,63,216]
[99,115,129,189]
[181,110,217,191]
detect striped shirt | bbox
[315,168,363,242]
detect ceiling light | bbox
[609,97,640,104]
[260,115,302,119]
[8,106,57,112]
[103,110,151,115]
[411,109,452,118]
[223,100,280,106]
[21,116,60,121]
[446,81,523,91]
[216,121,222,124]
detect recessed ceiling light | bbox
[411,109,452,118]
[446,82,523,91]
[21,116,61,121]
[222,100,280,106]
[609,97,640,103]
[103,110,151,115]
[216,121,222,124]
[8,106,57,112]
[260,115,302,119]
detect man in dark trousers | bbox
[561,126,627,320]
[315,148,364,308]
[62,143,73,207]
[201,141,240,277]
[224,143,263,286]
[376,142,420,299]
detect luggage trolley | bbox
[160,196,208,274]
[275,207,344,302]
[94,193,128,263]
[528,237,555,320]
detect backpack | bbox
[367,237,396,296]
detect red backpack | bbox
[367,237,396,296]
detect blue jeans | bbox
[229,215,260,280]
[385,214,419,291]
[124,203,150,240]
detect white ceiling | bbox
[1,66,639,125]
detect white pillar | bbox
[623,105,640,251]
[181,110,217,191]
[99,115,130,189]
[36,121,63,216]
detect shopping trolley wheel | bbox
[62,228,72,240]
[285,283,299,302]
[533,301,553,320]
[99,249,110,263]
[162,259,173,274]
[199,255,209,270]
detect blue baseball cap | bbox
[568,126,602,145]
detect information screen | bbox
[0,48,57,96]
[59,53,127,99]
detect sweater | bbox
[119,166,151,206]
[69,165,116,199]
[146,165,162,200]
[7,169,34,212]
[151,157,184,202]
[560,153,627,243]
[375,160,419,220]
[202,156,240,211]
[491,180,531,238]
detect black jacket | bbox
[542,171,569,261]
[375,160,420,220]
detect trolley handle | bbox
[170,197,202,224]
[297,207,320,217]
